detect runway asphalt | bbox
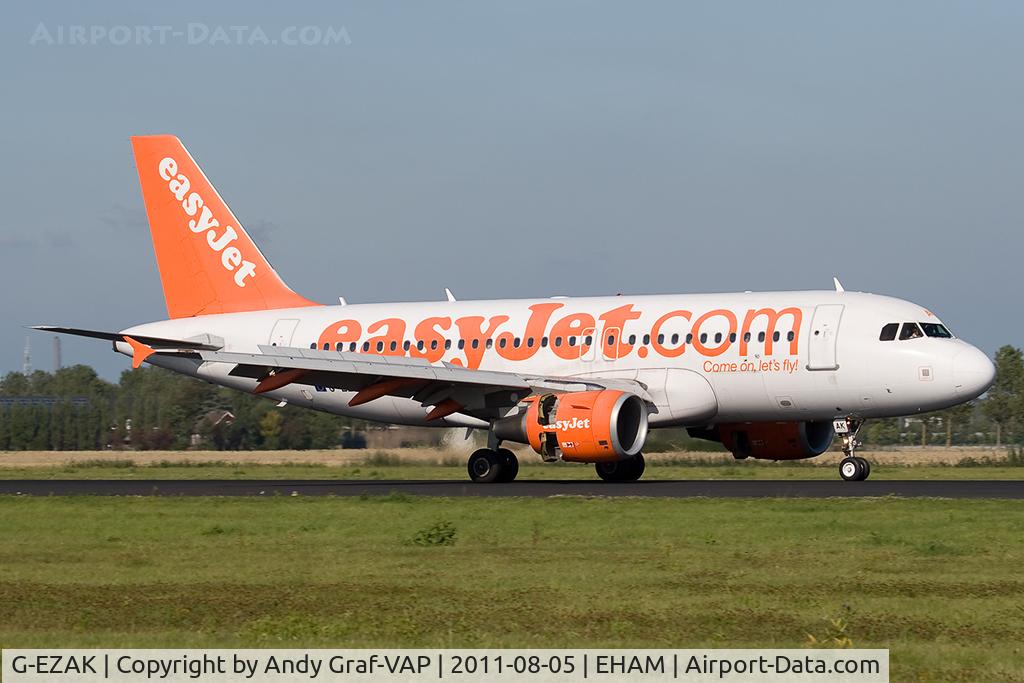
[0,479,1021,498]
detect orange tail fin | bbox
[130,135,319,318]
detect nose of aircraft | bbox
[953,345,996,399]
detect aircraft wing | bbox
[197,345,653,421]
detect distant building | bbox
[189,410,236,447]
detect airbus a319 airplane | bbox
[38,136,996,482]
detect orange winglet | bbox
[254,368,309,395]
[123,336,156,369]
[425,399,463,421]
[348,378,425,407]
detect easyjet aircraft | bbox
[38,136,996,482]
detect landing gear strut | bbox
[834,417,870,481]
[467,447,519,483]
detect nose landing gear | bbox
[834,417,870,481]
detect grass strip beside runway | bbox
[0,495,1021,681]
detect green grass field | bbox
[1,495,1022,681]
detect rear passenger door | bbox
[269,319,300,348]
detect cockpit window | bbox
[899,322,924,340]
[879,323,899,341]
[920,323,953,338]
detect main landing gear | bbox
[467,448,519,483]
[834,417,871,481]
[466,446,647,483]
[595,453,646,482]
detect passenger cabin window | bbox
[921,323,953,338]
[899,323,924,340]
[879,323,899,341]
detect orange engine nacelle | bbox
[700,421,835,460]
[494,390,649,463]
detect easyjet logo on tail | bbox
[158,157,257,288]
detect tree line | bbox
[2,345,1024,451]
[0,364,367,451]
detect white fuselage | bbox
[118,290,995,429]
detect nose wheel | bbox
[834,417,870,481]
[839,456,871,481]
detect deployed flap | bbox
[203,345,532,391]
[197,346,656,420]
[199,346,532,420]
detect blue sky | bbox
[1,2,1022,379]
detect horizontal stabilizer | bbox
[31,326,222,350]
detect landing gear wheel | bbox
[596,453,646,482]
[496,448,519,482]
[856,456,871,480]
[467,448,503,483]
[835,417,868,481]
[839,457,867,481]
